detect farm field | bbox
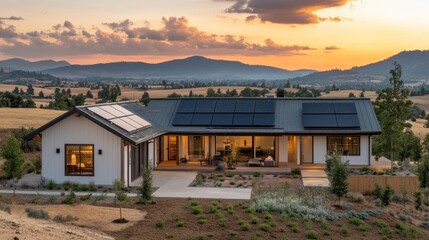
[0,108,65,129]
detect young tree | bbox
[138,168,153,204]
[423,133,429,155]
[417,156,429,188]
[381,185,393,207]
[373,63,412,168]
[330,157,349,203]
[113,179,128,221]
[26,84,34,95]
[140,91,150,106]
[1,135,24,197]
[38,90,44,98]
[414,190,423,211]
[85,90,94,99]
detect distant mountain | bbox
[289,50,429,84]
[0,58,70,72]
[42,56,315,80]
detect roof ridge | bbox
[76,100,137,108]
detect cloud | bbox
[325,45,341,51]
[0,17,315,58]
[220,0,350,24]
[0,16,24,21]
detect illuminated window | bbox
[327,136,360,156]
[65,144,94,176]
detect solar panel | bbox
[191,114,213,125]
[254,100,275,113]
[214,100,236,113]
[334,103,357,114]
[172,113,193,125]
[176,100,197,113]
[88,107,116,119]
[302,103,335,114]
[99,105,127,117]
[194,100,216,113]
[233,114,254,126]
[336,115,360,128]
[235,100,255,113]
[128,115,151,128]
[303,115,337,128]
[211,114,234,126]
[120,116,143,128]
[110,105,134,116]
[253,114,275,126]
[110,118,137,132]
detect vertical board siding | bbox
[41,115,121,185]
[313,135,369,165]
[348,175,419,193]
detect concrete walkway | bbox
[151,171,252,200]
[301,169,330,187]
[0,189,138,197]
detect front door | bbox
[300,136,313,164]
[168,136,178,160]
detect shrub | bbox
[0,202,11,214]
[291,226,299,233]
[346,192,365,203]
[48,195,57,204]
[250,215,259,224]
[92,193,107,204]
[22,160,35,173]
[414,190,423,210]
[139,168,153,203]
[88,182,97,191]
[305,230,319,240]
[263,211,273,220]
[26,208,49,219]
[253,172,261,178]
[398,213,413,223]
[155,219,165,228]
[381,185,393,207]
[193,173,204,186]
[218,218,227,227]
[395,221,405,233]
[373,220,388,229]
[176,216,185,227]
[349,217,364,226]
[79,193,92,201]
[320,221,328,230]
[339,202,354,210]
[340,226,349,236]
[259,224,271,232]
[46,180,57,190]
[190,200,199,207]
[330,156,349,202]
[197,218,207,224]
[240,222,251,231]
[191,206,202,214]
[62,191,76,204]
[420,221,429,229]
[373,198,382,207]
[373,184,383,199]
[229,231,237,237]
[357,224,368,232]
[405,227,421,238]
[31,194,41,204]
[53,214,78,223]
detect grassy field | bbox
[0,108,65,129]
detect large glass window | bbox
[65,144,94,176]
[327,136,360,156]
[254,136,275,160]
[215,136,253,162]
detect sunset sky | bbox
[0,0,428,70]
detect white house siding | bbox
[278,136,287,165]
[313,135,370,165]
[41,115,122,185]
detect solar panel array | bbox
[173,99,275,127]
[302,102,360,129]
[88,104,151,132]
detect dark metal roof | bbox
[26,97,381,144]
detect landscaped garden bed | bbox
[189,171,300,188]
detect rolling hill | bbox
[289,50,429,84]
[42,56,315,80]
[0,58,70,72]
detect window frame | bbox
[326,136,360,156]
[64,144,95,177]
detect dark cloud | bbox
[325,45,341,51]
[220,0,350,24]
[0,17,315,58]
[0,16,24,20]
[245,15,259,23]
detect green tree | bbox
[167,92,182,98]
[359,90,365,98]
[38,90,44,98]
[73,93,86,106]
[113,179,128,220]
[348,92,356,98]
[423,133,429,155]
[373,63,412,168]
[206,88,216,97]
[85,90,93,98]
[240,87,254,97]
[140,91,150,106]
[188,90,194,97]
[26,84,34,95]
[381,185,393,207]
[284,81,291,88]
[414,190,423,211]
[330,157,349,202]
[1,135,24,197]
[138,168,153,204]
[417,156,429,188]
[399,128,422,161]
[12,87,19,94]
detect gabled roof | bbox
[26,101,165,145]
[26,97,381,144]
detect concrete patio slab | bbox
[301,169,327,178]
[151,171,252,200]
[302,178,330,187]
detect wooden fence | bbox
[348,175,419,194]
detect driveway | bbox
[151,171,252,200]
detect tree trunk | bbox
[390,139,394,171]
[120,206,122,219]
[12,177,16,197]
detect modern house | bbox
[26,98,381,186]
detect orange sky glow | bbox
[0,0,428,71]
